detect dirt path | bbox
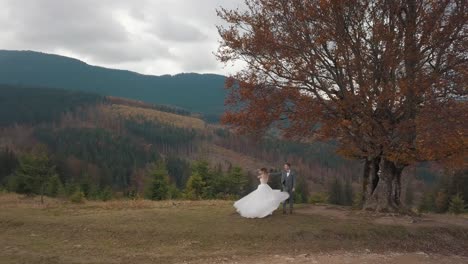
[299,204,468,228]
[197,252,468,264]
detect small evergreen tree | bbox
[448,194,466,215]
[126,188,138,200]
[70,189,85,203]
[100,186,113,201]
[145,161,170,200]
[294,191,304,204]
[419,191,436,212]
[166,156,191,189]
[185,173,205,200]
[168,184,182,200]
[86,184,101,200]
[46,174,63,197]
[11,146,57,203]
[294,177,309,204]
[225,166,248,197]
[64,182,80,197]
[191,161,214,198]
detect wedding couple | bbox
[234,163,296,218]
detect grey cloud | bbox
[176,43,220,72]
[152,16,208,43]
[6,0,127,45]
[0,0,246,74]
[1,0,167,63]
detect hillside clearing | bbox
[106,104,206,130]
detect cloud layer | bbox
[0,0,244,75]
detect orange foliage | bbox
[217,0,467,167]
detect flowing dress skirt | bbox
[233,184,289,218]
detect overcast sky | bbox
[0,0,245,75]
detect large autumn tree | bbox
[217,0,467,211]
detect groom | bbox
[271,162,296,214]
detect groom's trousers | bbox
[283,190,294,213]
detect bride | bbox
[234,168,289,218]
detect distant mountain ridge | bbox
[0,50,226,119]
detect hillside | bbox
[1,83,450,208]
[0,85,367,201]
[0,50,226,119]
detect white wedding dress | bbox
[234,177,289,218]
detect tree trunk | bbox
[363,158,405,212]
[361,159,371,205]
[40,183,45,204]
[392,167,403,207]
[361,156,381,209]
[370,156,381,195]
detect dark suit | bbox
[281,170,296,213]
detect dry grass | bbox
[200,144,274,172]
[105,104,206,130]
[1,193,467,264]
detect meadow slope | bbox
[1,194,467,264]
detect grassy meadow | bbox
[1,193,467,264]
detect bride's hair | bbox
[260,168,268,174]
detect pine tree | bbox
[419,191,436,213]
[11,146,57,203]
[46,174,63,197]
[190,161,214,198]
[70,189,85,203]
[166,156,191,189]
[294,177,310,204]
[64,182,80,197]
[225,166,248,197]
[185,173,205,200]
[168,184,182,200]
[145,161,170,201]
[448,194,466,215]
[100,186,113,201]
